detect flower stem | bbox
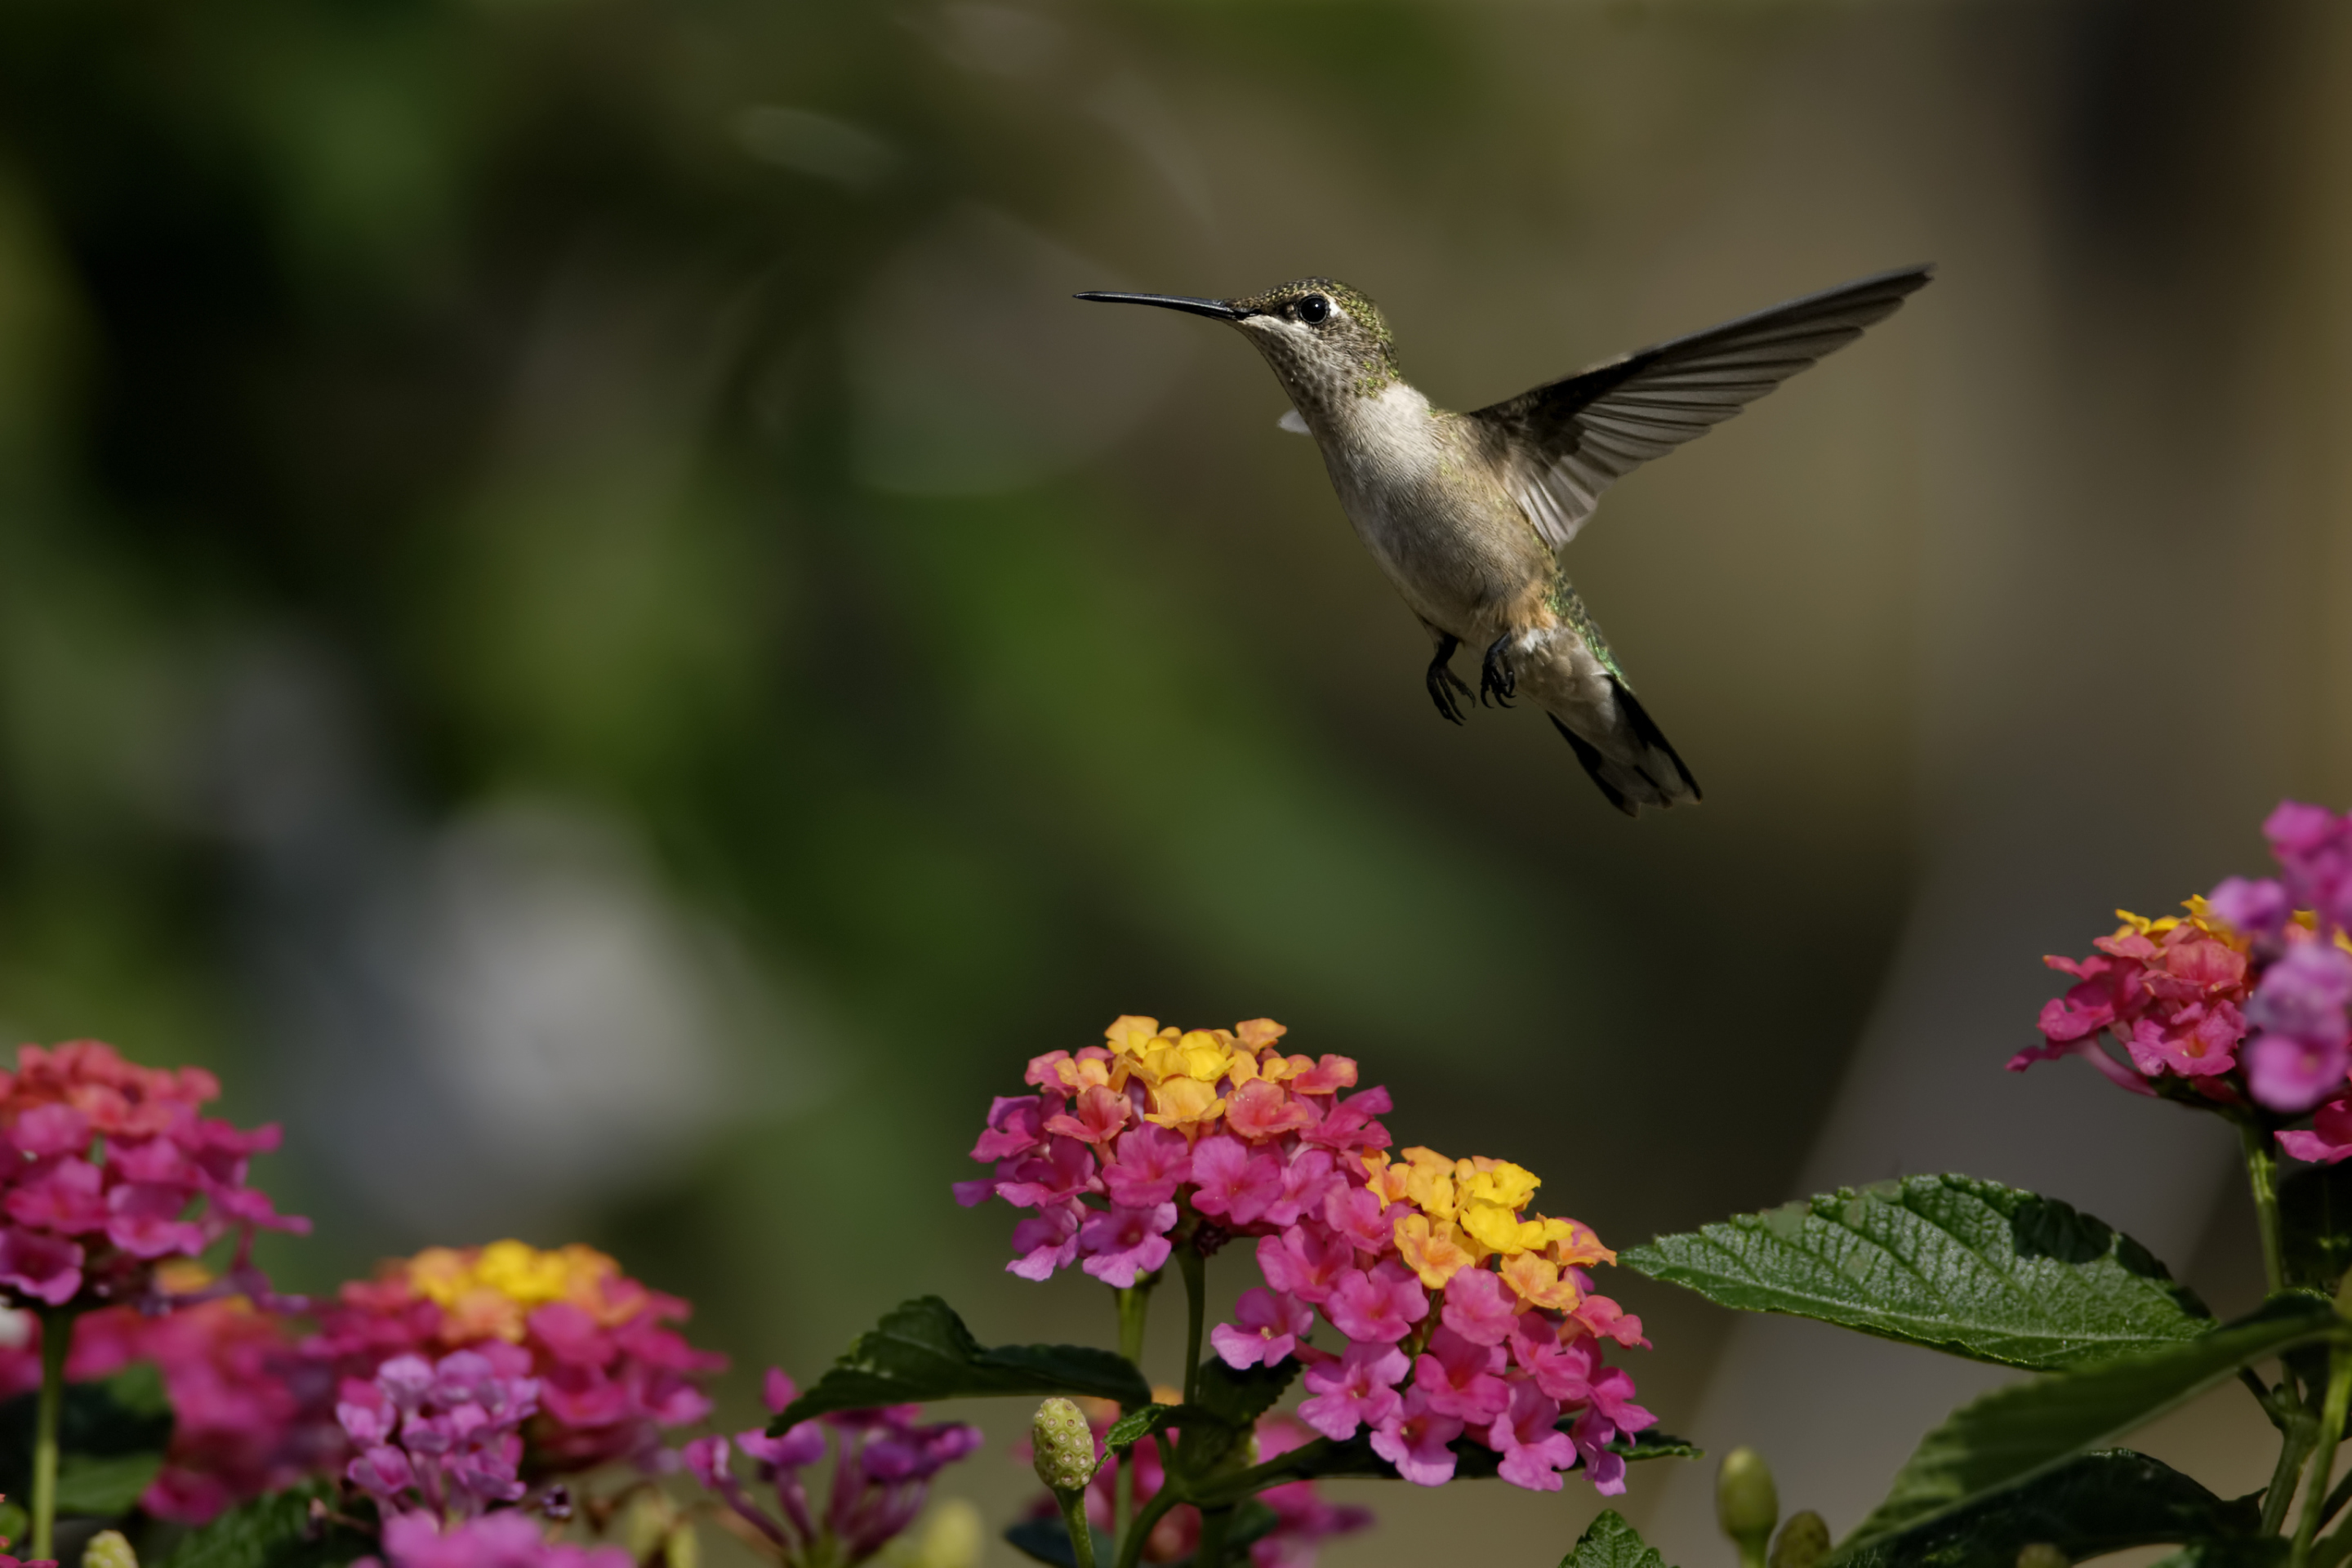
[1112,1490,1180,1568]
[2246,1121,2287,1297]
[2293,1343,2352,1568]
[2267,1412,2319,1536]
[32,1308,70,1561]
[1194,1505,1232,1568]
[1113,1285,1151,1555]
[1177,1245,1206,1410]
[1055,1489,1098,1568]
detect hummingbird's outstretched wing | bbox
[1469,263,1934,550]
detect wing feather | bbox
[1471,264,1933,548]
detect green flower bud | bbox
[2015,1546,2068,1568]
[1717,1446,1780,1556]
[82,1531,138,1568]
[1032,1398,1099,1495]
[1770,1512,1830,1568]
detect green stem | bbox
[1112,1489,1181,1568]
[2247,1121,2287,1298]
[1113,1285,1152,1555]
[1055,1489,1098,1568]
[2266,1409,2319,1535]
[2293,1343,2352,1568]
[1194,1505,1232,1568]
[1177,1245,1206,1410]
[32,1308,70,1561]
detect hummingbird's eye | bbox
[1296,294,1330,326]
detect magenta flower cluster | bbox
[361,1512,630,1568]
[2210,802,2352,1124]
[0,1042,305,1310]
[685,1370,983,1568]
[339,1352,538,1520]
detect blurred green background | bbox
[3,0,2350,1562]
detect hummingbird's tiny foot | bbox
[1479,635,1517,709]
[1425,635,1473,725]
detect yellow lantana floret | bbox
[408,1240,634,1341]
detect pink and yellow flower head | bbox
[2017,800,2352,1164]
[308,1240,724,1475]
[962,1017,1653,1497]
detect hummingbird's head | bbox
[1075,278,1399,413]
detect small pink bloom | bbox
[996,1137,1102,1210]
[1298,1340,1408,1441]
[1078,1203,1177,1288]
[1187,1136,1282,1224]
[1439,1267,1518,1347]
[1325,1262,1427,1344]
[1370,1388,1463,1486]
[971,1094,1050,1162]
[1102,1124,1192,1208]
[1256,1225,1353,1306]
[2249,1032,2351,1115]
[1413,1326,1509,1425]
[1212,1288,1316,1370]
[1046,1086,1132,1147]
[762,1369,797,1414]
[1225,1080,1315,1141]
[1568,1295,1650,1349]
[1264,1149,1339,1227]
[11,1104,87,1158]
[2281,1098,2352,1165]
[1289,1056,1359,1096]
[0,1227,82,1305]
[1573,1405,1628,1497]
[1301,1088,1392,1153]
[1322,1185,1400,1255]
[5,1158,107,1233]
[105,1183,207,1258]
[1008,1202,1083,1281]
[1488,1383,1576,1492]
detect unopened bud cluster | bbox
[1031,1398,1099,1494]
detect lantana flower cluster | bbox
[686,1370,982,1567]
[0,1042,305,1310]
[308,1241,725,1474]
[960,1017,1653,1494]
[2014,801,2352,1159]
[1022,1401,1368,1568]
[340,1352,539,1520]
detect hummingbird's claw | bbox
[1480,634,1517,709]
[1425,635,1474,725]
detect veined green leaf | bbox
[1831,1450,2260,1568]
[1624,1174,2212,1370]
[774,1297,1151,1429]
[1842,1297,2338,1552]
[155,1481,375,1568]
[1562,1512,1677,1568]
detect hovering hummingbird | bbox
[1076,265,1933,815]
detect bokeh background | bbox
[3,0,2350,1563]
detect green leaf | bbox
[1561,1512,1677,1568]
[1623,1175,2212,1372]
[54,1451,163,1516]
[1843,1296,2338,1551]
[1105,1403,1188,1451]
[773,1297,1152,1429]
[1610,1431,1703,1461]
[154,1481,376,1568]
[1830,1450,2260,1568]
[0,1365,176,1517]
[1191,1359,1299,1431]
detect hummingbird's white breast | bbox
[1312,382,1551,643]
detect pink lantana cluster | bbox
[359,1512,630,1568]
[306,1241,725,1474]
[1021,1404,1368,1568]
[340,1352,539,1520]
[0,1042,305,1310]
[960,1017,1653,1494]
[2013,801,2352,1159]
[685,1370,982,1568]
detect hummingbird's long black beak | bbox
[1074,291,1246,321]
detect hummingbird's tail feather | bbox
[1545,677,1701,817]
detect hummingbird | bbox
[1076,265,1933,815]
